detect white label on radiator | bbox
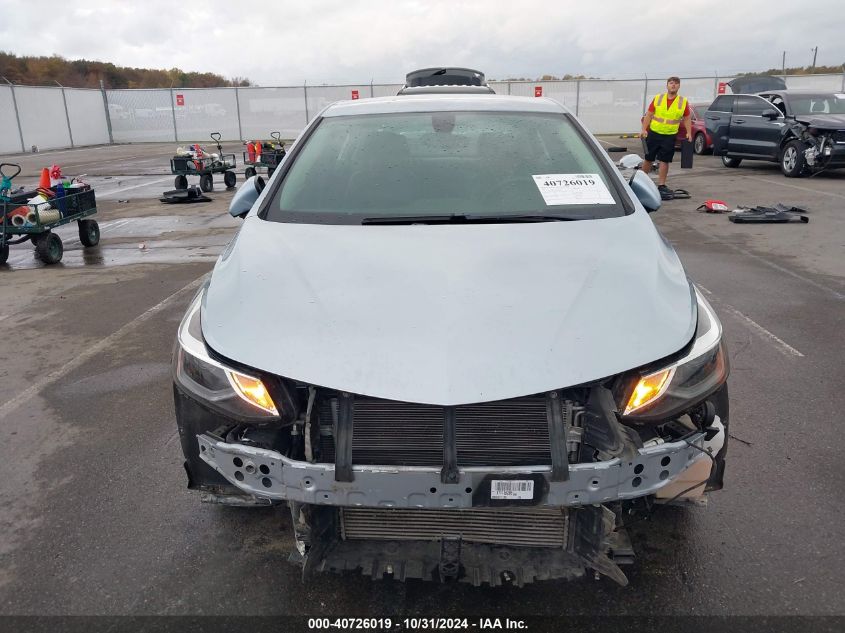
[490,479,534,500]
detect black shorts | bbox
[644,130,677,163]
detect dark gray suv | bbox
[706,90,845,177]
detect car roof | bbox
[321,94,570,117]
[731,90,838,98]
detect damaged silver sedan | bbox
[172,88,729,587]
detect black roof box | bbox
[405,67,486,87]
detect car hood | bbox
[793,113,845,129]
[202,213,695,406]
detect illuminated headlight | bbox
[623,288,729,419]
[173,289,280,420]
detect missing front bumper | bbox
[197,421,721,508]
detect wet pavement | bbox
[0,141,843,618]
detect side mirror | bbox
[629,170,661,213]
[762,109,780,120]
[228,175,265,218]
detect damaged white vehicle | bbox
[172,76,729,587]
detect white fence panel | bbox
[15,86,72,150]
[174,88,240,142]
[784,74,845,91]
[576,80,646,135]
[237,87,307,141]
[65,88,109,146]
[107,90,176,143]
[307,85,372,117]
[0,86,22,153]
[5,73,843,152]
[504,81,579,110]
[372,84,403,98]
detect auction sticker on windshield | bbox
[491,480,534,500]
[532,173,614,205]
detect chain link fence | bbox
[2,74,844,153]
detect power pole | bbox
[811,46,818,71]
[782,51,786,76]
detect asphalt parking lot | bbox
[0,139,843,618]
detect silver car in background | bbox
[172,74,729,587]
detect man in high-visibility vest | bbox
[640,76,692,198]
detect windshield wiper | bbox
[468,214,582,223]
[362,214,472,225]
[361,214,581,225]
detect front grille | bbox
[317,394,568,467]
[833,131,845,144]
[340,507,569,548]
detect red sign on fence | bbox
[176,94,185,106]
[534,86,543,97]
[351,90,359,100]
[717,82,727,95]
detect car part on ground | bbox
[174,88,730,587]
[728,205,810,224]
[160,186,213,204]
[697,200,730,213]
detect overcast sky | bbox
[2,0,844,86]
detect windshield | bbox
[786,94,845,115]
[266,111,629,224]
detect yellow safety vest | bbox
[649,93,687,135]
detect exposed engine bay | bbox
[183,377,728,587]
[788,119,841,170]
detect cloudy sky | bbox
[2,0,844,86]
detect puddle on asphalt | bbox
[1,214,235,270]
[2,244,223,270]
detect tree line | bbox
[0,52,252,89]
[737,64,844,77]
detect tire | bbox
[0,243,8,265]
[78,219,100,247]
[200,174,214,192]
[174,175,188,190]
[693,132,707,155]
[721,155,742,168]
[224,170,237,189]
[267,167,275,178]
[35,232,63,265]
[780,140,806,178]
[244,166,256,179]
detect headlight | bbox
[623,288,729,419]
[173,289,280,421]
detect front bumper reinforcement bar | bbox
[197,428,713,509]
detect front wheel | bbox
[224,170,237,189]
[78,219,100,247]
[244,166,256,179]
[780,140,806,178]
[200,173,214,192]
[0,242,8,265]
[34,232,63,265]
[174,175,188,190]
[721,155,742,168]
